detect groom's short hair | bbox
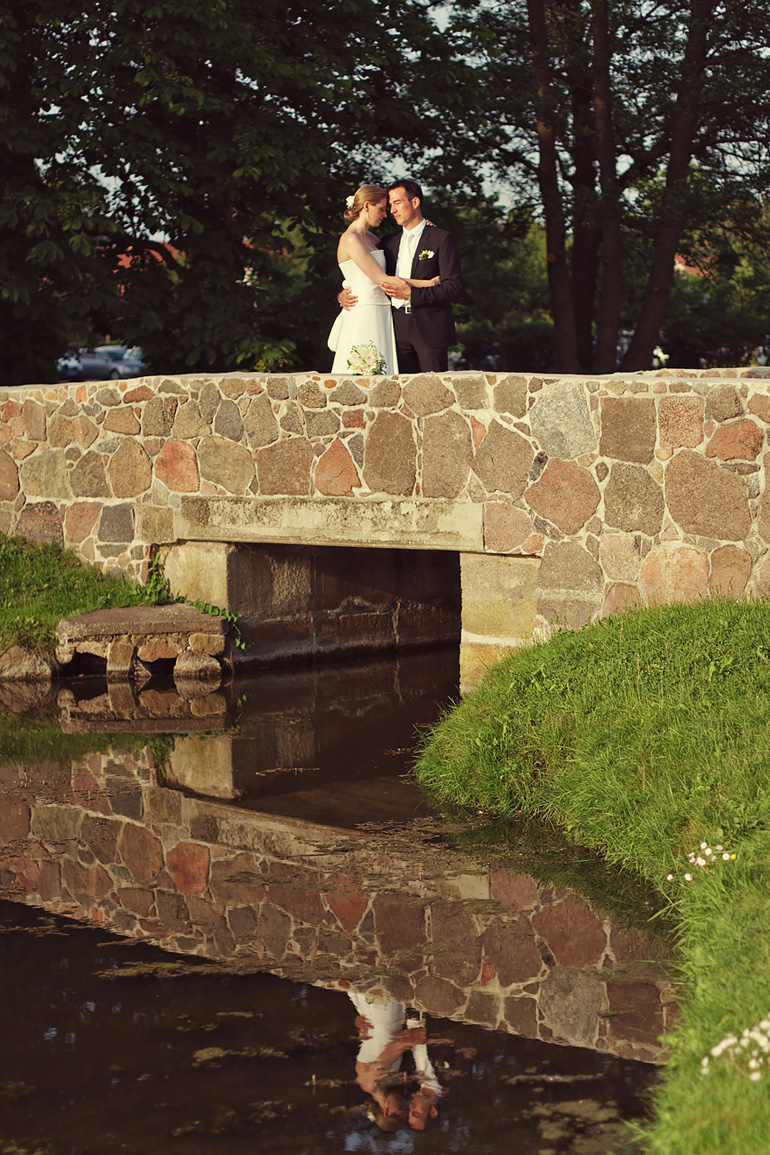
[389,179,423,206]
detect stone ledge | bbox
[57,604,228,642]
[54,604,231,683]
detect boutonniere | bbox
[418,249,435,260]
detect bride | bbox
[329,184,439,375]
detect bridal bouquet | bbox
[347,342,386,376]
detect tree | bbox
[406,0,770,372]
[659,206,770,367]
[420,191,553,370]
[0,2,120,384]
[0,0,437,385]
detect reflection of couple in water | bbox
[348,988,452,1133]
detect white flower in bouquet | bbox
[347,342,386,376]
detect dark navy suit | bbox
[379,225,463,372]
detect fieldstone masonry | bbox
[3,366,770,686]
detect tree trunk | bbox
[591,0,623,372]
[527,0,579,371]
[622,0,714,370]
[561,0,600,371]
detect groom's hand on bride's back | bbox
[338,287,357,310]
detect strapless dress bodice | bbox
[330,249,398,374]
[338,253,389,307]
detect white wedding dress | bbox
[329,252,399,374]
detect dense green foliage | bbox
[0,0,437,384]
[411,0,770,372]
[2,0,770,382]
[0,533,166,650]
[661,222,770,368]
[416,600,770,1151]
[419,193,553,371]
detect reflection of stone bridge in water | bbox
[1,735,675,1066]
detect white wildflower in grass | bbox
[668,840,736,883]
[347,343,386,376]
[703,1016,770,1082]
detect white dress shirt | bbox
[392,220,427,310]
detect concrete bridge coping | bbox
[3,365,770,685]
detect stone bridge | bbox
[3,365,770,685]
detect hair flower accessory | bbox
[346,195,355,208]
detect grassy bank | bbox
[416,599,770,1154]
[0,532,168,653]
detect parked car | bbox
[57,345,147,382]
[57,348,122,381]
[95,345,148,377]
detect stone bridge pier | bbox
[3,365,770,688]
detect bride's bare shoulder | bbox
[337,227,356,261]
[338,228,374,262]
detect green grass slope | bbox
[0,532,167,652]
[416,600,770,1154]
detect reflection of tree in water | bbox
[349,988,453,1133]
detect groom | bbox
[340,179,463,373]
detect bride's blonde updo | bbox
[343,184,387,222]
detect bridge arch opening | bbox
[161,540,462,668]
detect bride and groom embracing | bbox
[329,179,463,376]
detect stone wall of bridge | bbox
[3,365,770,679]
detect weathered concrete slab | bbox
[57,604,228,641]
[178,495,485,551]
[459,554,541,692]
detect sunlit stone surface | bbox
[4,365,770,686]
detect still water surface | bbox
[0,648,668,1153]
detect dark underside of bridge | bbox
[228,542,461,667]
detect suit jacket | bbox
[379,225,462,350]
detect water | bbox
[0,648,668,1153]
